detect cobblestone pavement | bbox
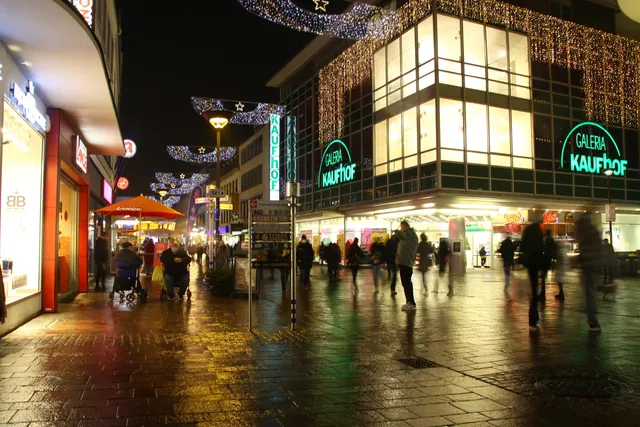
[1,262,639,426]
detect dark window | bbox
[241,165,262,191]
[625,130,639,170]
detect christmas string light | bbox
[318,0,640,142]
[167,146,237,164]
[150,182,197,196]
[155,173,209,187]
[191,97,285,125]
[148,196,181,207]
[236,0,387,40]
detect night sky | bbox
[115,1,316,197]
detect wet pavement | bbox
[1,262,640,426]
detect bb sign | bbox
[560,122,627,176]
[318,139,356,189]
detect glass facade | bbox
[281,11,640,216]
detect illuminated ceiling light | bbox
[7,44,21,52]
[20,61,32,67]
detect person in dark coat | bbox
[325,242,342,284]
[370,238,385,292]
[417,234,433,295]
[434,238,450,294]
[576,216,602,331]
[498,236,516,295]
[94,232,109,292]
[160,242,192,300]
[520,221,544,330]
[385,235,399,295]
[540,230,557,300]
[602,238,616,284]
[144,239,155,276]
[297,235,314,287]
[347,237,364,291]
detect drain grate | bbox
[535,376,634,399]
[397,357,441,369]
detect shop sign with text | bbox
[269,114,280,200]
[318,139,356,189]
[72,0,94,27]
[561,122,627,176]
[75,136,88,173]
[10,81,48,132]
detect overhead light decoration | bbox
[191,97,285,126]
[148,195,181,207]
[318,0,640,143]
[150,182,199,196]
[167,146,237,164]
[235,0,388,39]
[155,172,209,187]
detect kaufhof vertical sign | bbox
[560,122,627,176]
[269,114,280,200]
[318,140,357,189]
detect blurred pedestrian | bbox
[385,235,399,295]
[555,242,568,301]
[576,217,602,331]
[297,235,314,288]
[498,236,515,295]
[434,238,450,295]
[94,232,109,292]
[325,242,341,284]
[417,234,432,295]
[540,230,557,301]
[144,238,155,276]
[602,238,615,284]
[370,238,384,293]
[479,246,487,267]
[520,221,544,330]
[347,237,364,291]
[396,221,419,311]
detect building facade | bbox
[0,0,124,335]
[270,0,640,266]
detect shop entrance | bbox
[58,176,79,299]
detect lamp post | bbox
[604,168,613,246]
[201,111,232,267]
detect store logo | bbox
[6,192,25,211]
[560,122,627,176]
[116,177,129,191]
[123,139,137,159]
[503,212,524,224]
[269,114,280,201]
[543,212,558,223]
[75,136,88,173]
[72,0,94,27]
[10,81,48,132]
[318,139,356,189]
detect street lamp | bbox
[201,110,233,267]
[604,168,613,247]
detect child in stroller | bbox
[110,242,148,303]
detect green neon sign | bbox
[318,139,357,189]
[560,122,627,176]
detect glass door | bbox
[58,176,79,297]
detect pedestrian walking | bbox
[396,221,419,311]
[297,235,314,288]
[417,234,432,295]
[602,238,616,284]
[347,238,364,292]
[497,236,515,295]
[144,238,155,276]
[479,246,487,267]
[520,221,544,330]
[555,242,568,301]
[576,216,602,331]
[370,238,384,292]
[94,232,109,292]
[385,235,399,295]
[277,248,290,292]
[434,238,450,295]
[540,230,557,300]
[196,244,204,263]
[325,242,341,283]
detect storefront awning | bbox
[0,0,124,155]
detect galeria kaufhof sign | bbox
[318,139,357,189]
[560,122,627,176]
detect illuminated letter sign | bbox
[75,136,88,173]
[10,81,48,132]
[269,114,280,200]
[318,139,357,189]
[560,122,627,176]
[102,179,113,204]
[116,177,129,191]
[72,0,94,27]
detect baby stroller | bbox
[110,262,148,303]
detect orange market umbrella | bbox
[95,195,184,219]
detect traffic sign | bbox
[253,200,289,210]
[209,189,227,198]
[219,203,234,211]
[195,196,229,204]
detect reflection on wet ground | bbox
[1,262,639,426]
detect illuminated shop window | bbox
[373,14,531,113]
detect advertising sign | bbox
[75,136,88,173]
[9,81,48,132]
[185,186,202,247]
[102,179,113,204]
[123,139,137,159]
[560,122,627,176]
[318,139,357,189]
[72,0,94,27]
[286,115,297,182]
[116,177,129,191]
[269,114,280,200]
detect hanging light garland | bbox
[191,97,286,126]
[318,0,640,143]
[150,182,200,196]
[148,195,181,207]
[235,0,388,40]
[155,173,209,187]
[167,146,237,164]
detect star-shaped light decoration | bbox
[235,102,245,112]
[180,173,186,179]
[198,146,206,153]
[313,0,329,12]
[170,184,176,189]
